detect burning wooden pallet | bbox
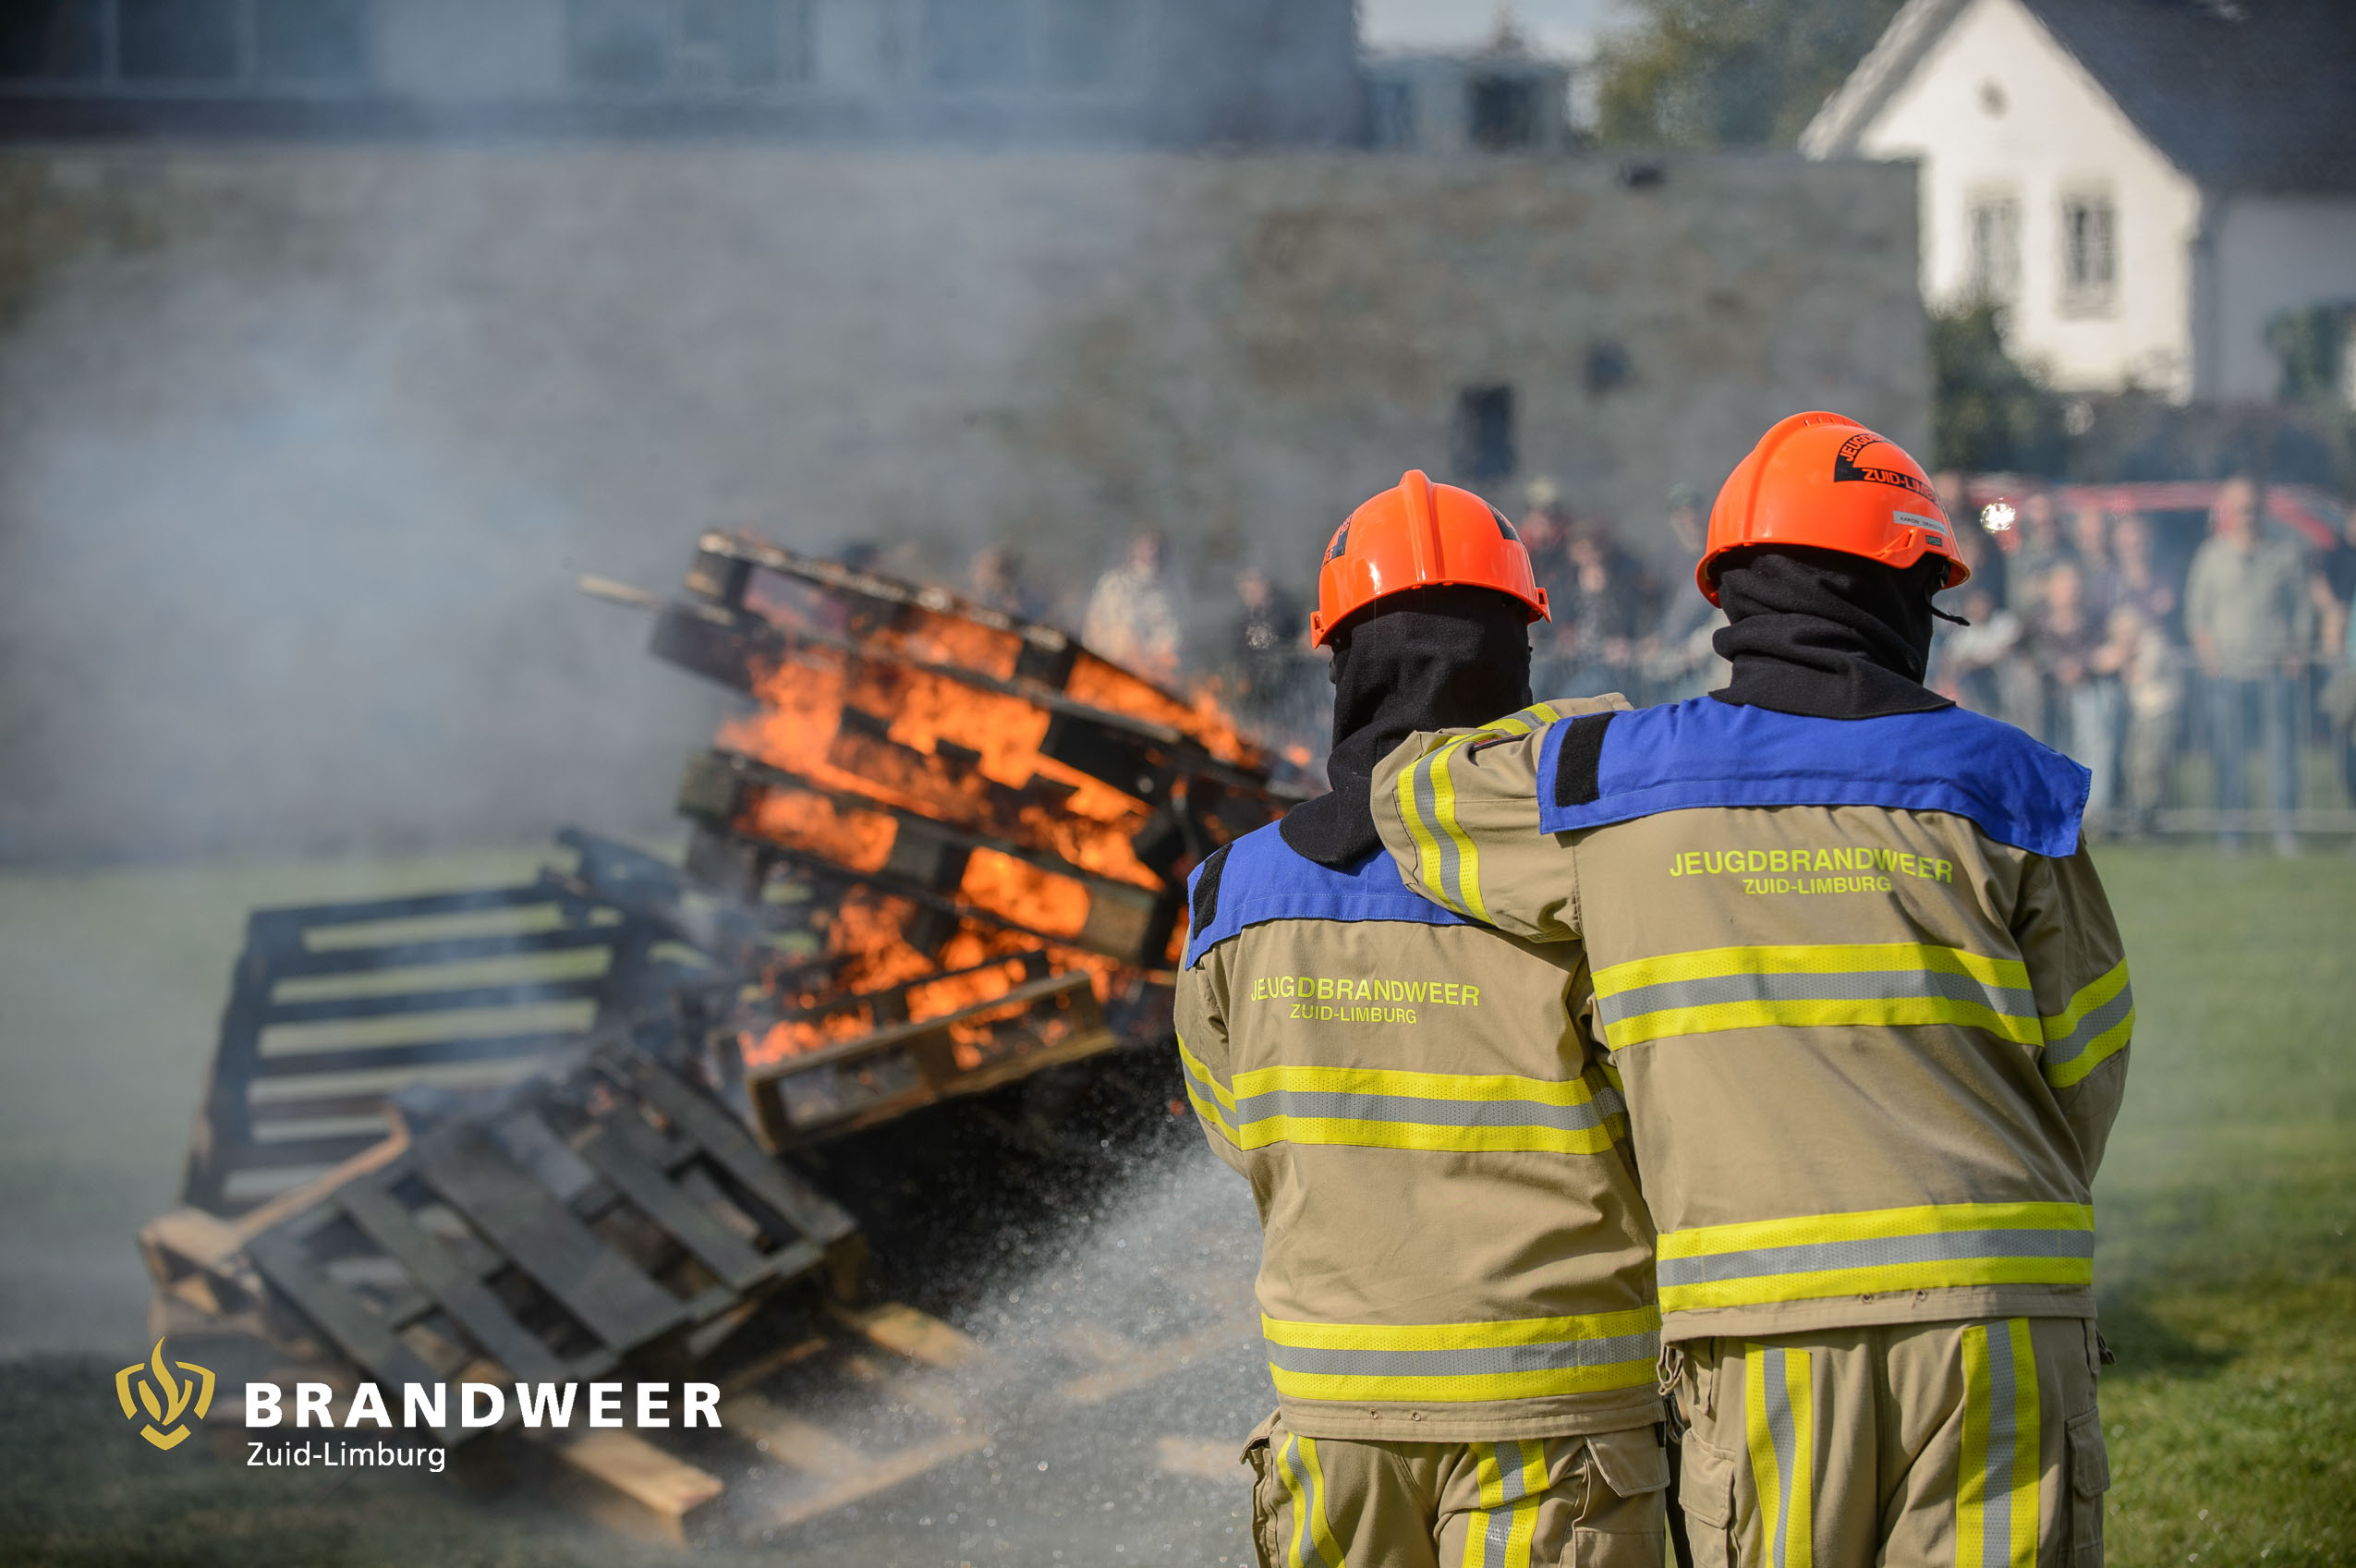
[147,529,1296,1539]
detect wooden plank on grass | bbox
[334,1178,577,1385]
[572,1116,770,1290]
[244,1227,455,1442]
[828,1300,983,1369]
[601,1050,856,1246]
[542,1429,725,1549]
[411,1122,689,1351]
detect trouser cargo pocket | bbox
[1241,1410,1282,1568]
[1676,1431,1739,1568]
[2065,1408,2111,1567]
[1571,1426,1672,1568]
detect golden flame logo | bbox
[115,1338,215,1451]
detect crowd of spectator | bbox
[1923,471,2356,852]
[955,471,2356,846]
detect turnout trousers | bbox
[1242,1411,1670,1568]
[1671,1319,2111,1568]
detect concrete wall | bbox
[1852,0,2202,396]
[0,144,1925,862]
[0,0,1366,148]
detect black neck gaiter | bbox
[1709,546,1952,720]
[1281,586,1535,868]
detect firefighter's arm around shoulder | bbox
[1368,697,1631,944]
[2013,840,2134,1184]
[1173,939,1248,1177]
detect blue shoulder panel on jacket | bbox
[1184,822,1469,969]
[1533,699,2090,857]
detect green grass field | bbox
[0,842,2349,1563]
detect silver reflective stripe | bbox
[1978,1329,2027,1568]
[1230,1087,1618,1133]
[1594,966,2035,1028]
[1277,1438,1339,1568]
[1658,1228,2095,1288]
[2042,983,2133,1074]
[1413,748,1467,909]
[1762,1349,1801,1568]
[1264,1331,1660,1381]
[1485,1440,1537,1560]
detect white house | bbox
[1803,0,2356,403]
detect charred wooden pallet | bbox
[194,1047,859,1442]
[179,833,778,1217]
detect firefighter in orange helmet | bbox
[1177,471,1673,1567]
[1370,414,2130,1566]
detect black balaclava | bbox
[1281,585,1535,868]
[1708,545,1953,720]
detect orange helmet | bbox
[1696,411,1968,606]
[1311,470,1550,647]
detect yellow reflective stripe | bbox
[2040,960,2133,1088]
[2046,1006,2132,1088]
[1463,1447,1501,1568]
[1594,942,2030,993]
[1662,1256,2092,1313]
[1231,1064,1609,1105]
[1746,1345,1815,1568]
[1297,1436,1344,1568]
[2040,959,2127,1041]
[1657,1202,2095,1314]
[1222,1064,1626,1155]
[1235,1120,1621,1155]
[1395,742,1470,918]
[1172,1032,1239,1145]
[1656,1201,2094,1260]
[1957,1321,2040,1568]
[1462,1441,1548,1568]
[1262,1307,1660,1353]
[1426,738,1490,923]
[1273,1435,1338,1568]
[1262,1308,1662,1404]
[1392,707,1554,921]
[1270,1366,1657,1404]
[1590,942,2041,1050]
[1605,995,2039,1049]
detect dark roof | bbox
[2021,0,2356,191]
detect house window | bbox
[2060,193,2118,315]
[254,0,369,83]
[1368,78,1413,148]
[568,0,805,91]
[924,0,1025,88]
[118,0,240,80]
[678,0,786,87]
[1038,0,1131,89]
[0,0,105,79]
[1966,194,2021,303]
[1468,73,1537,149]
[570,0,669,87]
[1454,385,1517,483]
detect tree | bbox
[1929,302,2067,476]
[1592,0,1906,148]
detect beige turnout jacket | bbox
[1174,794,1664,1442]
[1371,697,2131,1345]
